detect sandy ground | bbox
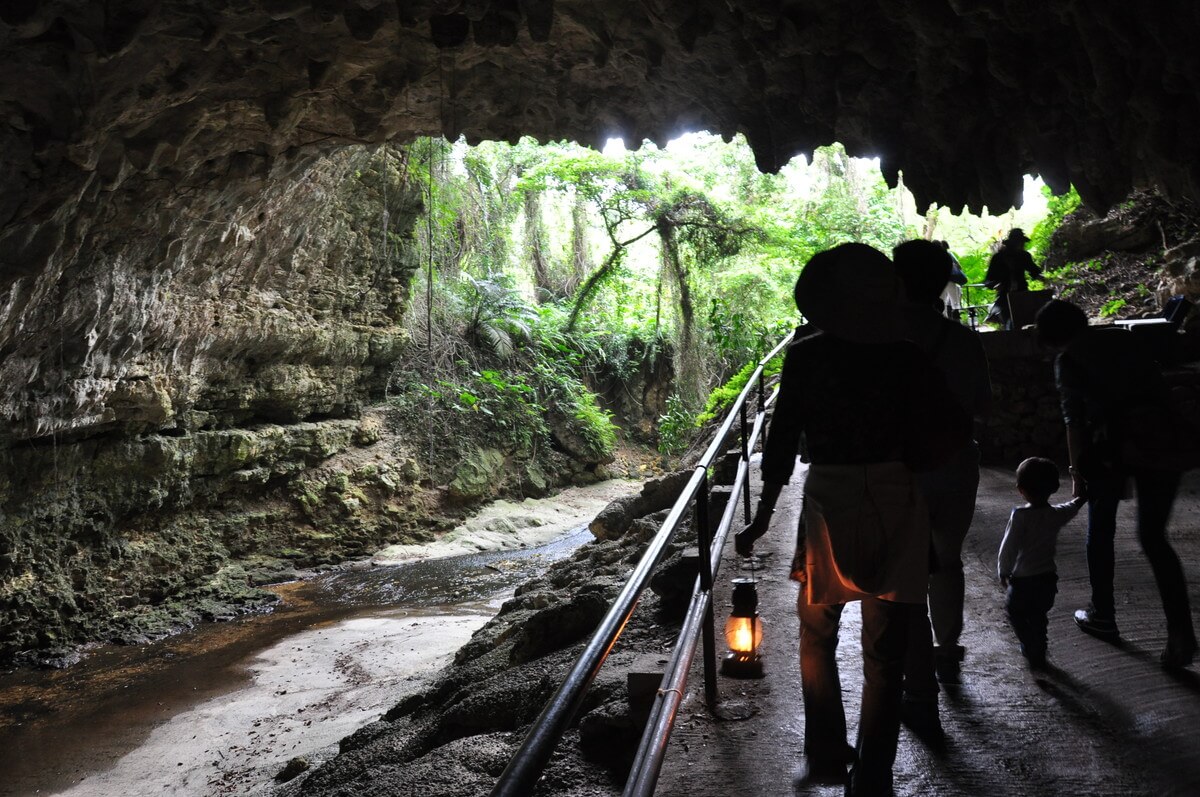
[372,479,640,562]
[656,462,1200,796]
[55,604,494,797]
[0,479,642,797]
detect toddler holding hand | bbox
[997,457,1085,668]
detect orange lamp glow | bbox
[721,578,764,678]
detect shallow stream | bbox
[0,480,636,797]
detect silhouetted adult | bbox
[984,229,1041,329]
[892,240,992,732]
[937,240,969,322]
[1035,299,1197,667]
[736,243,960,797]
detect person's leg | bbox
[924,451,980,670]
[902,601,938,701]
[1006,580,1035,658]
[1018,573,1058,665]
[852,598,910,797]
[1133,469,1196,660]
[1080,472,1121,631]
[798,593,849,767]
[900,601,941,742]
[1034,573,1058,662]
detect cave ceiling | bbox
[0,0,1198,447]
[2,0,1200,275]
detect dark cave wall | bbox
[1,148,417,445]
[3,1,1200,658]
[5,1,1200,448]
[0,147,426,660]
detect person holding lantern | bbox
[737,243,966,797]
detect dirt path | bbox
[656,464,1200,796]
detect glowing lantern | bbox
[721,578,764,678]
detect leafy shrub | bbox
[1100,297,1127,317]
[657,393,697,455]
[696,352,785,426]
[1029,185,1082,263]
[457,273,537,359]
[565,386,617,458]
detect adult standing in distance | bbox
[984,229,1041,329]
[936,240,969,322]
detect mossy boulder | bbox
[449,448,506,500]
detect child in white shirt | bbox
[997,457,1085,668]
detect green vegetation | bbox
[374,134,1051,460]
[656,394,696,456]
[1100,297,1127,317]
[1028,185,1082,261]
[695,354,786,427]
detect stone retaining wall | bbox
[977,328,1200,467]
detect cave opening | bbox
[4,3,1200,795]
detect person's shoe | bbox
[845,769,896,797]
[934,657,961,684]
[796,744,855,786]
[901,698,945,748]
[800,759,849,786]
[933,644,964,684]
[1074,607,1119,640]
[1161,633,1197,669]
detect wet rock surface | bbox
[0,481,637,796]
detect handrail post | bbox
[739,400,751,523]
[757,361,766,415]
[695,469,718,706]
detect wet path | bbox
[657,465,1200,796]
[0,502,608,797]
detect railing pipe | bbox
[739,399,752,523]
[694,470,718,706]
[489,467,705,797]
[623,339,789,797]
[624,454,752,797]
[490,331,793,797]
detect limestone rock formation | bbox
[1041,189,1200,323]
[2,1,1200,435]
[589,470,692,540]
[5,0,1199,466]
[4,1,1200,658]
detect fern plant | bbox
[458,273,537,358]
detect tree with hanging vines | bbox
[518,148,753,400]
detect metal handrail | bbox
[622,339,787,797]
[489,331,794,797]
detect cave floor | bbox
[655,465,1200,797]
